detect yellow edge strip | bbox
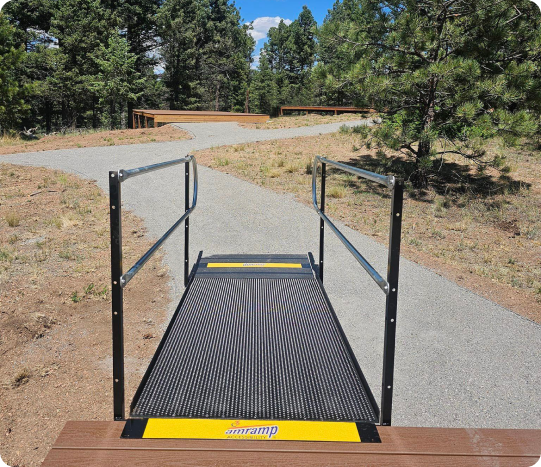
[207,263,302,269]
[143,418,361,443]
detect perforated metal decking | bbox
[130,255,378,423]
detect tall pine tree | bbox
[201,0,254,111]
[0,13,28,132]
[318,0,541,187]
[257,6,317,111]
[92,35,145,129]
[157,0,206,109]
[50,0,116,128]
[116,0,162,126]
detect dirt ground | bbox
[0,164,170,466]
[0,125,191,156]
[240,113,375,130]
[196,132,541,323]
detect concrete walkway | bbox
[2,121,539,429]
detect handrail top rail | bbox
[118,156,198,288]
[312,156,393,295]
[118,155,195,182]
[315,155,395,190]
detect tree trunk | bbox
[45,101,52,134]
[215,82,221,111]
[62,100,67,129]
[411,79,437,189]
[172,80,179,110]
[110,100,115,130]
[128,101,134,129]
[92,97,98,129]
[244,88,250,114]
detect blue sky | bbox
[234,0,333,65]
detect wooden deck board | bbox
[132,110,269,126]
[42,422,541,466]
[280,106,377,115]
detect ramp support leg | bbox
[319,162,326,282]
[380,180,403,426]
[184,161,190,287]
[109,172,125,421]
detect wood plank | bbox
[42,449,538,467]
[131,110,269,124]
[280,106,377,113]
[133,110,268,116]
[42,422,541,466]
[155,115,268,124]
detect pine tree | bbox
[288,6,316,76]
[0,13,28,132]
[158,0,254,111]
[314,0,366,105]
[115,0,162,126]
[201,0,254,111]
[318,0,541,187]
[158,0,206,110]
[3,0,55,51]
[16,44,62,133]
[50,0,116,128]
[92,35,145,129]
[259,7,317,110]
[249,54,278,115]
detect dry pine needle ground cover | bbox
[0,125,191,156]
[240,113,373,130]
[0,164,170,466]
[196,132,541,323]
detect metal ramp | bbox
[109,155,403,441]
[131,254,378,422]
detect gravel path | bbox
[2,121,539,430]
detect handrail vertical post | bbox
[184,161,190,287]
[109,171,125,421]
[319,162,326,282]
[380,179,403,426]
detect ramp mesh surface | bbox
[131,276,377,422]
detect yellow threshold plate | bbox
[207,263,302,269]
[143,418,361,443]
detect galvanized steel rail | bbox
[312,155,403,426]
[120,158,198,287]
[312,156,393,294]
[109,155,197,421]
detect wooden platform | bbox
[280,106,377,116]
[42,422,540,466]
[132,110,269,127]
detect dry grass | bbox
[4,212,20,227]
[11,369,31,389]
[0,125,191,155]
[240,113,374,130]
[0,163,170,466]
[0,133,24,148]
[196,132,541,323]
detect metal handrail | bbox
[119,156,198,287]
[312,156,390,294]
[119,156,194,181]
[316,156,395,189]
[312,155,404,427]
[109,154,197,421]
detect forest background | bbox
[1,0,541,186]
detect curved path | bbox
[2,121,540,429]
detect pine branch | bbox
[332,34,429,63]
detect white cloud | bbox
[247,16,292,42]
